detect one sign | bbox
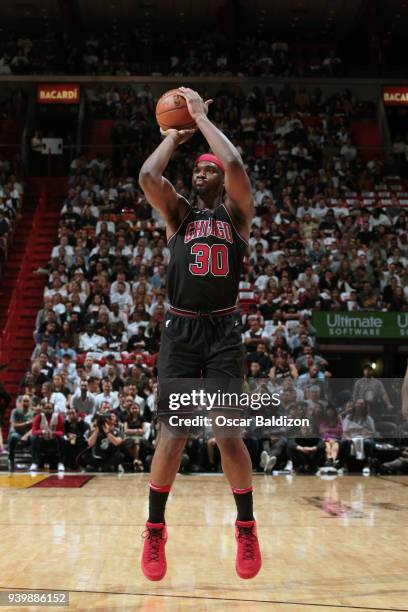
[42,138,63,155]
[37,83,80,104]
[312,311,408,339]
[382,86,408,106]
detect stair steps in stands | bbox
[0,200,37,332]
[0,178,66,445]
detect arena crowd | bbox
[0,31,342,77]
[5,83,408,475]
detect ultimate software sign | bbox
[312,312,408,339]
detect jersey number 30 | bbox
[189,243,229,276]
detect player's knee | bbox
[216,437,244,458]
[158,436,186,460]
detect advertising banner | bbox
[382,86,408,106]
[312,311,408,339]
[37,83,80,104]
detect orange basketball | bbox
[155,88,195,130]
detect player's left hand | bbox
[178,87,213,120]
[160,127,196,146]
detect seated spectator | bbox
[122,401,149,471]
[316,405,344,470]
[286,423,325,474]
[269,353,298,382]
[42,382,67,414]
[352,363,393,415]
[257,404,289,473]
[0,377,11,454]
[78,324,107,355]
[63,409,89,469]
[343,399,376,474]
[30,401,65,471]
[77,412,124,472]
[95,378,119,410]
[247,342,272,376]
[7,395,35,471]
[71,380,97,422]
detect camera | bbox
[96,414,111,433]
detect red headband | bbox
[194,153,225,174]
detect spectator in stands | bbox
[78,324,107,355]
[77,412,124,472]
[7,395,35,471]
[122,401,149,471]
[286,423,325,474]
[42,381,67,414]
[30,401,65,472]
[343,399,376,475]
[20,79,405,476]
[316,404,343,470]
[352,364,393,415]
[269,353,298,382]
[71,379,96,421]
[63,409,89,469]
[95,378,119,410]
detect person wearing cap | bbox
[139,88,261,581]
[352,363,393,414]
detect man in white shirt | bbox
[296,200,315,219]
[79,326,107,354]
[254,180,272,207]
[296,266,319,289]
[254,264,278,292]
[51,236,74,259]
[42,382,67,414]
[109,303,128,328]
[110,282,133,311]
[83,356,102,380]
[313,199,329,220]
[54,353,77,391]
[340,139,357,164]
[249,227,269,250]
[71,380,97,417]
[95,379,119,409]
[110,272,131,296]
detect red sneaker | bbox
[141,522,168,581]
[235,520,262,579]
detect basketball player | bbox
[139,87,261,580]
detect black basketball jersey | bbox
[166,203,247,311]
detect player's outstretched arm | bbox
[139,129,194,231]
[179,87,255,234]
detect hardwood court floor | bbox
[0,472,407,612]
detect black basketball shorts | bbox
[157,310,245,429]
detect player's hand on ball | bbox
[178,87,213,120]
[160,127,196,146]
